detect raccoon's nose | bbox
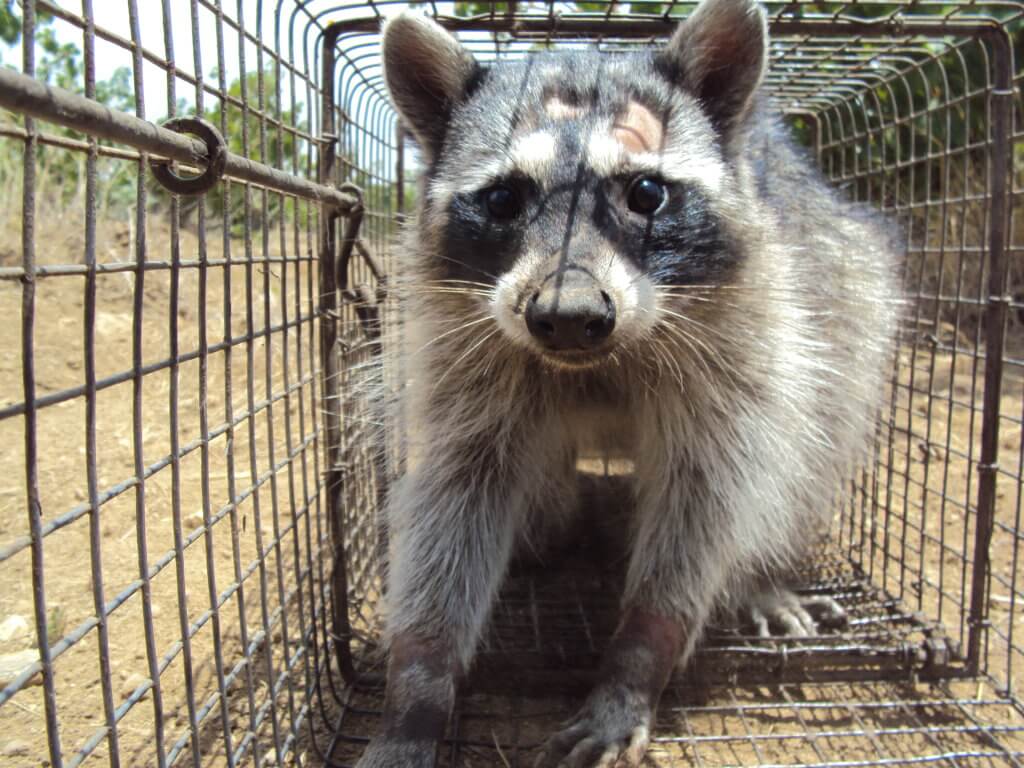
[525,288,616,351]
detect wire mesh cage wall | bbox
[0,1,1021,767]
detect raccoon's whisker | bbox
[659,319,746,386]
[403,287,493,299]
[640,367,659,399]
[662,285,908,311]
[657,330,714,396]
[403,283,492,293]
[656,319,736,399]
[425,278,496,291]
[652,284,724,292]
[480,334,518,382]
[429,252,502,282]
[654,288,723,301]
[649,334,687,392]
[655,293,718,307]
[412,314,495,357]
[644,331,667,383]
[634,342,664,399]
[406,281,494,295]
[430,326,503,395]
[636,308,672,392]
[479,341,503,381]
[657,306,733,341]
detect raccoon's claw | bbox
[747,588,847,638]
[533,686,652,768]
[800,594,849,630]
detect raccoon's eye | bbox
[626,176,667,215]
[484,185,521,220]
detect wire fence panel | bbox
[0,1,1020,767]
[0,1,355,765]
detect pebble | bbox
[0,649,40,688]
[120,673,149,700]
[0,615,30,644]
[1,741,29,757]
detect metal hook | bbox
[149,117,228,196]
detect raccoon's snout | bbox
[525,281,616,351]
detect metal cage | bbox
[0,1,1020,766]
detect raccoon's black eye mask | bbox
[475,174,675,224]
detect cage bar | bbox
[0,1,1020,766]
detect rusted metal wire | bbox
[0,67,359,212]
[0,1,1021,766]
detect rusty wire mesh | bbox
[0,1,1021,767]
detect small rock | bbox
[120,673,149,700]
[0,615,30,644]
[0,649,40,688]
[1,741,29,757]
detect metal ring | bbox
[149,117,228,196]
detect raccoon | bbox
[357,0,898,765]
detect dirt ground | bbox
[0,198,1022,767]
[0,203,326,766]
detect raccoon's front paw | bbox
[747,587,847,638]
[533,684,652,768]
[355,737,438,768]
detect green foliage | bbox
[454,1,511,15]
[0,4,139,216]
[626,3,670,14]
[192,67,307,234]
[0,0,20,46]
[35,25,81,88]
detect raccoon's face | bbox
[383,0,767,371]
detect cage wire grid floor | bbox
[315,476,1024,767]
[317,550,1024,767]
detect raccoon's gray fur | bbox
[357,0,898,765]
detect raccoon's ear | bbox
[661,0,768,139]
[382,13,478,159]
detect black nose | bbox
[525,286,616,351]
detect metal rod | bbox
[965,27,1014,675]
[323,14,1011,40]
[0,66,359,212]
[320,24,358,684]
[19,3,63,765]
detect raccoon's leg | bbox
[357,428,570,768]
[354,472,523,768]
[533,607,684,768]
[745,586,847,637]
[534,465,729,768]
